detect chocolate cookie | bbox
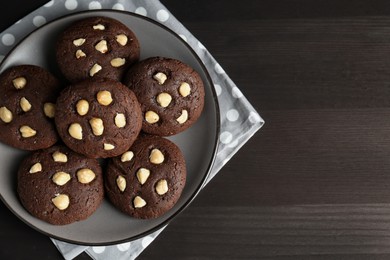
[105,135,187,219]
[55,78,142,158]
[123,57,205,136]
[0,65,62,150]
[17,145,104,225]
[56,16,140,83]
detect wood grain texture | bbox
[141,0,390,259]
[1,0,390,259]
[141,204,390,259]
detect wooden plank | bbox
[141,205,390,259]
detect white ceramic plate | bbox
[0,10,219,245]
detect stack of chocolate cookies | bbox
[0,16,205,224]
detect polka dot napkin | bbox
[0,0,264,259]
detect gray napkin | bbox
[0,0,264,259]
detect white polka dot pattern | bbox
[135,7,147,16]
[214,84,222,96]
[65,0,77,10]
[232,87,244,98]
[220,131,233,144]
[117,242,131,251]
[88,1,102,10]
[33,16,46,27]
[112,3,125,10]
[156,9,169,22]
[179,34,187,42]
[227,139,239,148]
[92,246,105,254]
[226,109,239,122]
[44,0,54,7]
[2,33,15,46]
[3,1,264,260]
[214,63,225,74]
[141,236,154,248]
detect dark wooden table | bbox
[2,0,390,259]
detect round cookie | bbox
[55,78,142,158]
[123,57,205,136]
[56,16,140,83]
[105,135,187,219]
[0,65,62,150]
[17,145,104,225]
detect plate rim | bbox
[0,9,221,246]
